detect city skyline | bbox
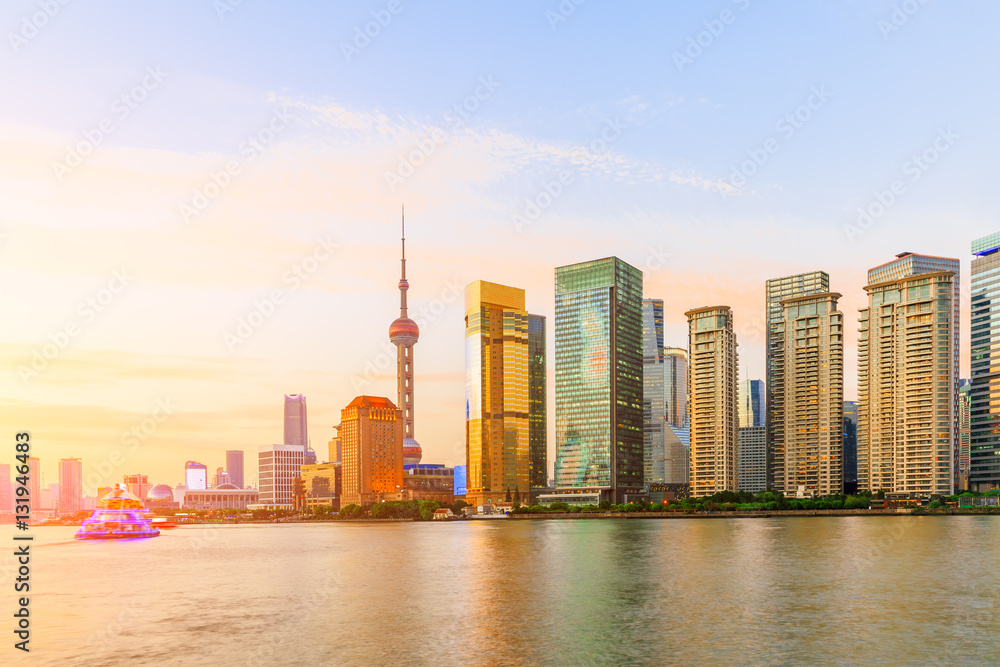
[5,3,997,488]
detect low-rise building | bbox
[176,484,259,510]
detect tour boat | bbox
[75,487,160,540]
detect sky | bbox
[2,0,998,491]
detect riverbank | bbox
[508,508,1000,519]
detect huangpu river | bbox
[3,517,999,666]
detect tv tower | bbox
[388,206,422,466]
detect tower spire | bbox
[399,204,408,317]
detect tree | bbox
[513,487,522,504]
[505,487,512,503]
[451,499,470,515]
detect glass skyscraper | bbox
[552,257,643,504]
[528,314,548,491]
[643,299,689,486]
[283,394,308,448]
[738,379,765,428]
[970,234,1000,491]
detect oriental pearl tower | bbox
[389,207,422,466]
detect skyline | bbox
[5,1,1000,487]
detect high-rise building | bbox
[664,426,690,485]
[766,271,830,491]
[0,464,11,511]
[685,306,739,497]
[775,292,844,497]
[388,212,422,467]
[257,444,306,508]
[971,233,1000,492]
[124,474,151,500]
[283,394,308,448]
[737,426,767,493]
[58,458,83,512]
[957,380,971,491]
[858,252,959,496]
[738,379,765,428]
[843,401,858,492]
[184,461,208,490]
[528,314,547,492]
[549,257,644,505]
[213,468,232,488]
[464,281,538,506]
[339,395,404,507]
[643,299,690,486]
[226,450,245,489]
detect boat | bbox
[75,487,160,540]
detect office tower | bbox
[776,292,845,497]
[454,465,468,497]
[957,381,971,491]
[57,458,82,512]
[387,213,422,469]
[664,425,690,485]
[643,299,689,486]
[738,379,765,428]
[843,402,858,492]
[226,450,245,489]
[213,468,232,488]
[766,271,830,491]
[27,457,40,513]
[299,462,341,511]
[549,257,643,505]
[258,444,306,507]
[123,474,151,499]
[339,396,404,507]
[464,281,533,506]
[971,234,1000,491]
[737,426,767,492]
[528,314,547,492]
[184,461,208,490]
[0,464,11,511]
[685,306,738,497]
[663,348,688,428]
[858,252,959,495]
[329,431,342,464]
[283,394,308,448]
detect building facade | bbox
[737,426,767,493]
[971,233,1000,491]
[185,461,208,490]
[404,464,455,504]
[300,462,341,510]
[738,379,765,428]
[776,292,845,497]
[643,299,690,486]
[766,271,830,491]
[257,444,305,508]
[663,348,688,429]
[339,395,404,507]
[858,252,959,496]
[464,281,536,506]
[686,306,739,497]
[283,394,308,449]
[552,257,644,504]
[179,485,259,510]
[123,474,151,500]
[226,450,245,489]
[58,458,83,512]
[843,401,858,492]
[528,314,547,492]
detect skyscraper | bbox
[776,292,844,497]
[549,257,643,505]
[971,233,1000,491]
[663,348,688,428]
[528,314,547,492]
[57,458,83,512]
[185,461,208,490]
[226,450,245,489]
[258,444,305,508]
[283,394,308,448]
[858,252,959,496]
[738,379,765,428]
[843,401,858,492]
[464,280,533,506]
[339,395,404,507]
[957,381,971,491]
[685,306,738,497]
[388,211,422,467]
[643,299,689,486]
[737,426,767,493]
[766,271,829,491]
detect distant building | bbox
[185,461,208,491]
[843,402,858,491]
[686,306,738,497]
[300,462,341,511]
[738,379,765,428]
[454,465,467,497]
[257,445,305,509]
[0,464,11,511]
[339,396,404,507]
[146,484,180,510]
[971,233,1000,491]
[58,458,83,512]
[404,464,454,504]
[957,380,971,491]
[664,426,690,485]
[663,348,689,429]
[284,394,308,448]
[329,432,342,464]
[528,314,548,492]
[124,474,151,500]
[737,426,767,493]
[178,485,259,510]
[27,458,41,513]
[226,450,245,489]
[213,468,231,488]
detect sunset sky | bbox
[3,1,999,491]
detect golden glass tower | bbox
[464,281,538,506]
